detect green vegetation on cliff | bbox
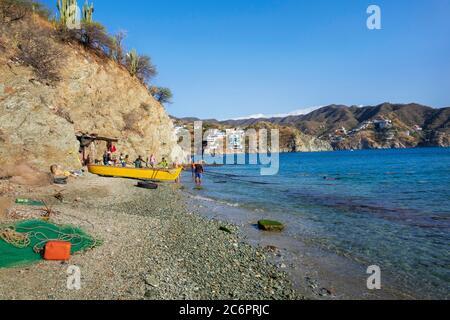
[1,0,169,97]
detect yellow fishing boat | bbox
[87,165,183,182]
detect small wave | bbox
[188,194,240,208]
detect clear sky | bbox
[42,0,450,119]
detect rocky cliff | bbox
[255,123,332,152]
[0,15,184,172]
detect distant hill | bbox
[221,103,449,134]
[173,103,450,151]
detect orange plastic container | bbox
[43,241,72,261]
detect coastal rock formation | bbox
[0,16,185,171]
[0,60,82,170]
[294,132,333,152]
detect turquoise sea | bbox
[185,148,450,299]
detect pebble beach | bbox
[0,174,301,300]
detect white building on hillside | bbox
[226,129,245,151]
[174,126,187,135]
[373,119,393,130]
[205,129,226,154]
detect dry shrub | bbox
[0,0,49,24]
[57,22,113,59]
[111,31,126,64]
[1,164,51,186]
[141,103,151,112]
[135,55,157,83]
[16,29,62,84]
[0,0,29,23]
[123,112,140,131]
[54,107,74,124]
[123,112,145,137]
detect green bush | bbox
[56,21,113,57]
[79,22,113,54]
[149,86,173,104]
[126,49,158,83]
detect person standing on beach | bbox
[191,162,196,181]
[194,163,204,186]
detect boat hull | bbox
[87,165,182,182]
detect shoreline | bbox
[0,170,442,300]
[183,191,418,300]
[0,174,300,300]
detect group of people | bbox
[132,154,169,169]
[102,150,169,169]
[99,145,206,186]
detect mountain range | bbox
[173,103,450,151]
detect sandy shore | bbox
[0,174,300,300]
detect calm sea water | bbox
[185,148,450,299]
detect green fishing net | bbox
[0,220,101,268]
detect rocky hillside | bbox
[172,118,332,153]
[177,103,449,151]
[0,10,184,171]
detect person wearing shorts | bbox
[194,163,204,186]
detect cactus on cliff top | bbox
[127,49,139,77]
[56,0,78,28]
[82,0,94,24]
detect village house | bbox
[226,129,246,151]
[335,127,348,136]
[205,129,226,154]
[373,119,393,130]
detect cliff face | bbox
[0,17,184,171]
[276,126,332,152]
[294,133,333,152]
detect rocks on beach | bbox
[0,174,301,300]
[258,220,285,232]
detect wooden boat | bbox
[87,165,183,182]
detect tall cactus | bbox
[57,0,78,28]
[127,49,139,76]
[82,0,94,24]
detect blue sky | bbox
[42,0,450,119]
